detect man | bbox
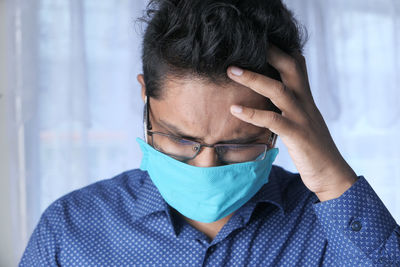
[21,0,400,266]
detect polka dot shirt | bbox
[20,166,400,266]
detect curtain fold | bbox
[5,0,400,264]
[6,0,41,261]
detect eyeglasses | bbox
[144,96,277,164]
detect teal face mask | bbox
[137,137,279,223]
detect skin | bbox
[137,45,357,240]
[138,75,272,239]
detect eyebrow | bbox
[158,119,267,144]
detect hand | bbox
[227,45,357,202]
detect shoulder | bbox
[41,168,149,227]
[20,169,149,265]
[60,168,147,202]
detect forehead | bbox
[159,75,268,109]
[149,76,270,142]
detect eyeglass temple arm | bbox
[269,132,278,148]
[143,95,153,143]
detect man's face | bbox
[139,74,272,167]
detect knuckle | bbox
[287,92,299,107]
[244,72,258,85]
[268,112,280,125]
[286,57,299,75]
[275,82,287,96]
[248,109,256,120]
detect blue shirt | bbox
[20,166,400,266]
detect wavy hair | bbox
[138,0,307,99]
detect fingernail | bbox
[230,66,243,76]
[231,105,243,114]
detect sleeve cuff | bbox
[313,176,397,256]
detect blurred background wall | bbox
[1,0,14,265]
[1,0,399,266]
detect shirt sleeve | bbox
[19,201,65,267]
[312,176,400,266]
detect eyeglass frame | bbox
[143,95,278,162]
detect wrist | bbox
[315,171,357,202]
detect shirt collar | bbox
[131,166,287,223]
[131,171,169,222]
[233,166,287,226]
[250,165,286,214]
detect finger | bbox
[227,67,304,117]
[293,52,310,81]
[230,105,295,138]
[292,52,315,103]
[267,45,313,99]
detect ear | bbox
[137,74,146,102]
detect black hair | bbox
[139,0,307,99]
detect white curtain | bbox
[6,0,148,263]
[4,0,400,264]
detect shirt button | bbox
[351,220,362,232]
